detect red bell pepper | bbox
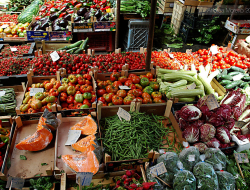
[71,0,77,5]
[35,16,41,20]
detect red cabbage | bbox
[220,89,242,107]
[205,138,221,148]
[224,118,235,131]
[236,93,246,111]
[208,114,225,127]
[179,105,202,121]
[216,127,231,144]
[230,126,242,136]
[182,126,199,143]
[194,142,208,153]
[175,110,181,121]
[200,105,213,121]
[232,106,242,121]
[215,104,232,120]
[200,124,216,142]
[192,120,205,128]
[179,118,189,131]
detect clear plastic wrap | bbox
[157,152,181,174]
[193,155,219,190]
[216,164,235,190]
[179,142,200,172]
[173,162,196,190]
[204,142,227,171]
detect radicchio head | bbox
[179,105,202,121]
[182,126,199,143]
[216,127,231,144]
[200,123,216,142]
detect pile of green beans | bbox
[100,111,168,161]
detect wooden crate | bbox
[235,40,250,58]
[40,40,71,54]
[1,116,55,179]
[171,0,185,33]
[225,19,250,35]
[0,42,35,57]
[164,7,173,12]
[165,2,175,7]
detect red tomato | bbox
[83,99,91,107]
[123,96,134,105]
[106,85,118,94]
[117,90,127,98]
[112,95,123,105]
[110,72,121,81]
[124,80,132,86]
[131,76,140,84]
[113,81,122,87]
[97,89,106,97]
[146,73,153,79]
[143,97,152,104]
[98,97,106,104]
[118,76,128,84]
[142,92,151,99]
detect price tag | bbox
[65,130,81,145]
[10,47,17,52]
[29,88,44,96]
[235,121,246,128]
[234,153,249,163]
[210,45,219,55]
[0,91,5,96]
[206,94,220,110]
[188,155,195,162]
[150,162,167,176]
[168,53,174,59]
[187,83,196,90]
[50,51,60,62]
[233,73,244,81]
[117,107,131,121]
[1,24,8,29]
[76,172,93,186]
[119,86,131,90]
[11,177,25,189]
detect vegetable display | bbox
[0,44,31,58]
[0,22,29,38]
[10,0,35,7]
[120,0,151,18]
[157,152,180,174]
[0,120,10,168]
[216,167,235,190]
[179,145,200,172]
[0,88,16,116]
[100,111,167,161]
[0,14,18,23]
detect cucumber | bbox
[66,47,78,53]
[225,80,243,89]
[230,66,245,73]
[220,80,231,85]
[74,48,84,54]
[243,84,249,89]
[228,71,242,76]
[80,37,89,49]
[65,40,83,50]
[243,76,250,81]
[221,74,233,80]
[221,69,227,75]
[240,82,248,88]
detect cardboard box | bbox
[225,19,250,35]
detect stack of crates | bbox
[171,0,186,34]
[123,19,149,52]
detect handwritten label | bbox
[233,73,244,81]
[150,162,167,176]
[29,88,44,96]
[76,172,93,186]
[119,86,131,90]
[11,177,25,189]
[10,47,17,52]
[234,153,249,163]
[168,53,174,59]
[188,155,195,162]
[50,51,60,62]
[206,94,220,110]
[187,83,196,90]
[235,121,246,128]
[0,91,5,96]
[65,130,81,145]
[210,45,219,55]
[1,24,8,29]
[117,107,131,121]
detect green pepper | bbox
[0,136,9,144]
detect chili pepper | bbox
[50,7,58,13]
[0,142,5,149]
[54,5,60,9]
[99,0,107,6]
[60,5,67,12]
[35,16,41,20]
[100,7,105,11]
[66,9,74,14]
[74,3,82,9]
[71,0,77,5]
[46,12,51,16]
[40,5,47,12]
[59,12,66,18]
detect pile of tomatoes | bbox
[0,14,18,24]
[96,72,165,106]
[0,57,32,76]
[58,74,96,110]
[0,45,30,58]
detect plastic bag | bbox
[204,142,227,171]
[216,164,235,190]
[173,162,196,190]
[193,155,219,190]
[179,142,200,172]
[157,152,181,174]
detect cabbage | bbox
[200,123,216,142]
[179,105,202,121]
[224,118,235,131]
[205,138,221,148]
[232,106,242,121]
[216,127,231,144]
[182,126,199,143]
[194,142,208,154]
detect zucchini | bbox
[221,74,233,80]
[220,80,231,85]
[178,97,196,102]
[230,66,245,73]
[162,73,196,83]
[242,76,250,81]
[197,75,214,95]
[65,40,83,50]
[221,69,227,75]
[66,47,78,53]
[228,71,242,76]
[166,89,204,99]
[243,84,249,89]
[240,82,248,88]
[225,80,243,89]
[158,68,177,74]
[168,80,187,88]
[80,37,89,49]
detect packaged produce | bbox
[179,142,200,172]
[157,152,181,174]
[146,167,173,188]
[216,164,235,190]
[173,162,196,190]
[193,155,219,190]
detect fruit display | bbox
[0,22,29,38]
[0,44,31,58]
[10,0,35,7]
[19,78,59,114]
[0,14,19,23]
[96,72,165,106]
[58,74,96,110]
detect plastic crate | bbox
[77,32,114,52]
[123,19,149,52]
[179,21,201,43]
[183,11,213,29]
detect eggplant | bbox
[53,17,62,25]
[59,19,68,28]
[95,9,102,19]
[77,7,87,16]
[99,15,108,21]
[74,16,82,22]
[53,25,66,31]
[31,21,39,29]
[64,14,71,21]
[33,24,41,31]
[84,11,91,20]
[50,12,61,22]
[41,20,50,30]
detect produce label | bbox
[1,24,8,29]
[0,91,5,96]
[233,73,244,81]
[50,51,60,62]
[235,121,246,128]
[76,172,93,186]
[117,107,131,121]
[10,177,25,189]
[150,162,167,176]
[234,153,249,163]
[10,47,17,52]
[210,45,219,55]
[65,130,81,145]
[188,155,195,162]
[206,94,220,110]
[72,23,93,33]
[119,86,131,90]
[187,83,196,90]
[30,88,44,96]
[27,31,49,41]
[50,31,72,41]
[168,53,174,59]
[94,22,116,32]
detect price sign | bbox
[206,94,220,110]
[188,155,195,162]
[65,130,81,145]
[233,73,244,81]
[119,86,131,90]
[0,91,5,96]
[10,47,17,52]
[29,88,44,96]
[235,121,246,128]
[1,24,8,29]
[50,51,60,62]
[168,53,174,59]
[150,162,167,176]
[76,172,93,186]
[117,107,131,121]
[187,83,196,90]
[234,153,249,163]
[11,177,25,189]
[210,45,219,55]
